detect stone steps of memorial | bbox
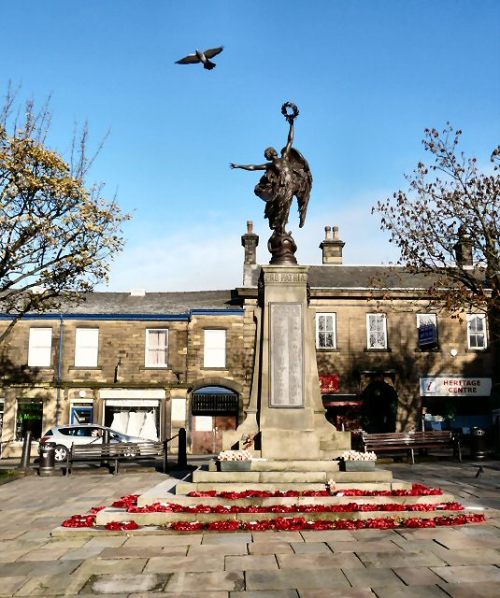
[94,507,464,527]
[175,480,406,495]
[208,459,342,473]
[136,480,455,508]
[192,469,394,485]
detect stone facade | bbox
[0,226,494,458]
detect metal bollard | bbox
[38,442,56,476]
[470,427,487,460]
[18,431,32,471]
[177,427,187,468]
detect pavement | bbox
[0,458,500,597]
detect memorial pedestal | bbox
[226,264,350,459]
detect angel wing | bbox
[285,147,313,228]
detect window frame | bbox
[203,329,227,368]
[366,313,388,350]
[74,328,99,368]
[315,312,337,350]
[27,327,53,367]
[145,328,169,368]
[467,314,488,350]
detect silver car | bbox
[38,424,152,462]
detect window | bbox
[145,329,168,367]
[316,313,337,349]
[28,328,52,367]
[75,328,99,367]
[204,329,226,368]
[467,314,487,350]
[417,314,438,350]
[366,314,388,350]
[16,400,43,441]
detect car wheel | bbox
[54,445,68,462]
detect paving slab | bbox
[246,568,350,591]
[342,567,406,588]
[277,552,364,570]
[145,554,225,573]
[290,542,331,554]
[232,592,298,598]
[188,542,248,556]
[83,573,168,594]
[438,582,500,597]
[357,550,447,568]
[373,586,446,597]
[0,576,29,596]
[297,590,374,598]
[393,566,449,586]
[165,571,245,592]
[249,542,294,555]
[431,564,500,583]
[225,554,279,571]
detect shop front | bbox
[189,386,239,455]
[99,389,165,441]
[420,377,493,434]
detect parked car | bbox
[38,424,156,462]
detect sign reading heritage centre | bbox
[420,377,492,397]
[270,303,304,408]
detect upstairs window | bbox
[75,328,99,367]
[145,329,168,367]
[366,313,388,350]
[204,329,226,368]
[316,313,337,349]
[467,314,487,350]
[28,328,52,367]
[417,314,438,350]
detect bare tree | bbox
[373,125,499,399]
[0,88,129,342]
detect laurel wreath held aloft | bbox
[281,102,299,123]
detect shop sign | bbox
[418,324,437,348]
[320,374,340,394]
[420,377,492,397]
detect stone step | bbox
[95,506,466,527]
[175,480,409,494]
[137,489,456,509]
[192,469,393,485]
[208,459,342,473]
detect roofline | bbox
[0,309,244,322]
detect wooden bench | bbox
[65,441,165,475]
[359,431,462,464]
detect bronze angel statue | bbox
[231,103,312,264]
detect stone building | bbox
[0,224,494,458]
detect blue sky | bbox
[2,0,499,291]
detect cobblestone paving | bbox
[0,460,499,596]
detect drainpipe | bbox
[56,314,64,426]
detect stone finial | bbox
[241,221,260,286]
[320,225,345,264]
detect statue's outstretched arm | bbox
[230,162,268,171]
[284,119,295,155]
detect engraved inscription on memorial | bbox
[270,303,304,408]
[264,271,308,284]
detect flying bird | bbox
[175,46,224,70]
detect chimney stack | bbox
[454,225,473,268]
[320,225,345,264]
[241,220,259,286]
